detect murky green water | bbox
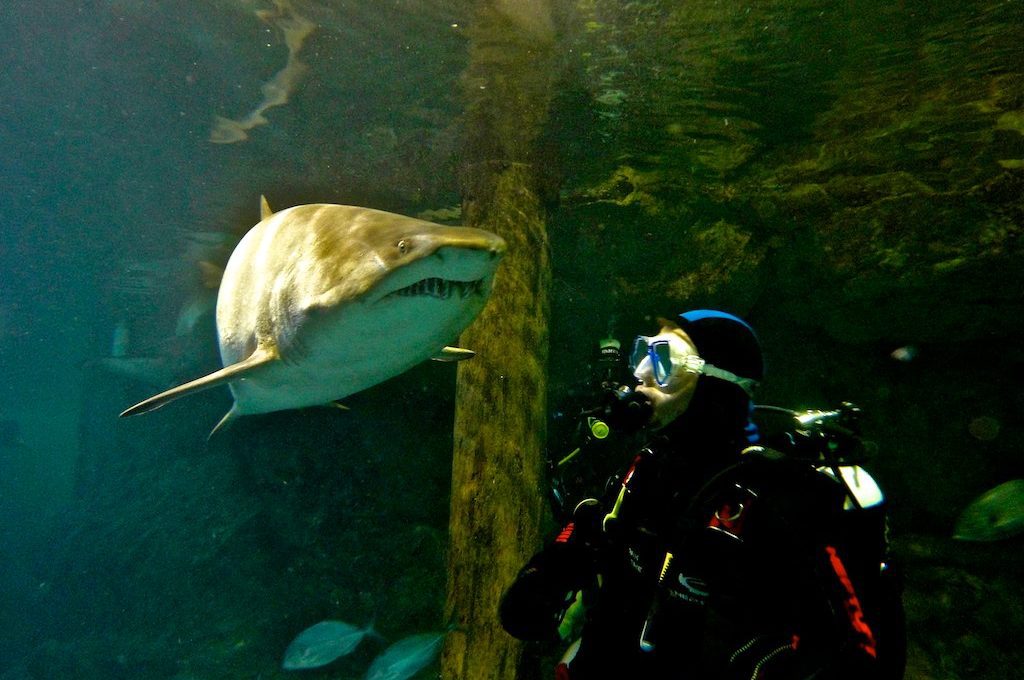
[2,1,1021,677]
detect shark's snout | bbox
[431,237,503,265]
[428,228,504,261]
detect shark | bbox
[120,198,506,434]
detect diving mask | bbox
[630,334,759,398]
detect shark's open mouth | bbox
[389,277,486,300]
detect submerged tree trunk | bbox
[443,2,563,679]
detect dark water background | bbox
[2,1,1022,678]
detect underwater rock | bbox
[768,184,1023,343]
[995,110,1024,136]
[783,183,832,214]
[663,219,763,303]
[595,88,627,106]
[565,165,667,215]
[416,205,462,223]
[900,532,1024,679]
[822,172,936,207]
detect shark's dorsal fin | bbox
[120,345,279,418]
[431,346,476,362]
[260,195,273,220]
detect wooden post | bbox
[442,2,560,679]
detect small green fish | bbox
[953,479,1024,541]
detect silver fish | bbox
[363,629,449,680]
[953,479,1024,541]
[889,345,917,362]
[282,620,375,671]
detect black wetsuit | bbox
[500,426,905,679]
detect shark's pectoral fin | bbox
[260,194,274,220]
[119,345,279,418]
[431,346,476,362]
[329,401,351,411]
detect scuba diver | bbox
[500,310,906,679]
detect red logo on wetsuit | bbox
[709,502,747,535]
[707,484,756,539]
[555,522,575,544]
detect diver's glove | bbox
[499,499,604,641]
[597,386,653,434]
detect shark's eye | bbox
[397,239,409,254]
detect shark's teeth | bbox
[390,277,484,300]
